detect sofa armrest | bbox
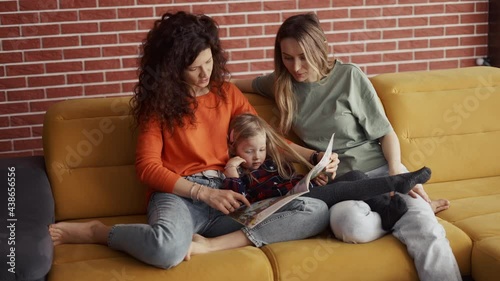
[0,156,54,281]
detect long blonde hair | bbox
[228,113,312,179]
[274,13,334,134]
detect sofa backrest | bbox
[370,66,500,183]
[44,93,281,221]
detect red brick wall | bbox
[0,0,489,157]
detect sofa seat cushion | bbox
[471,236,500,281]
[51,215,274,281]
[262,221,471,281]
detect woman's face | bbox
[235,132,267,170]
[183,48,213,95]
[280,38,318,82]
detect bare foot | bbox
[430,199,450,214]
[184,234,212,261]
[49,221,109,246]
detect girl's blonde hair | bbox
[228,113,312,179]
[274,13,335,134]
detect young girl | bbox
[222,113,432,230]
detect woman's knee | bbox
[143,225,191,269]
[329,201,386,243]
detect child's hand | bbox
[223,156,246,178]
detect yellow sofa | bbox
[39,66,499,281]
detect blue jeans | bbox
[330,164,462,281]
[108,175,329,269]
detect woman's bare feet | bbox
[184,234,212,261]
[49,221,110,246]
[431,199,450,214]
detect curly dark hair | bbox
[131,11,229,133]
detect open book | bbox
[229,133,335,229]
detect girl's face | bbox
[183,48,213,95]
[280,38,318,82]
[235,132,267,170]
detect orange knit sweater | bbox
[135,83,257,202]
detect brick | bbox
[382,6,412,17]
[350,8,382,18]
[299,0,331,8]
[248,13,280,24]
[230,50,265,61]
[366,64,396,75]
[82,34,118,46]
[318,9,349,19]
[105,69,138,82]
[118,7,154,18]
[0,102,29,115]
[265,49,274,59]
[99,0,134,6]
[264,24,280,36]
[63,47,101,59]
[350,30,382,41]
[366,0,396,4]
[137,0,173,4]
[118,31,147,44]
[6,64,45,76]
[414,27,444,37]
[10,113,45,126]
[67,73,104,84]
[446,25,474,36]
[79,9,117,20]
[264,1,296,10]
[333,43,365,54]
[0,128,31,139]
[334,20,364,31]
[398,39,429,49]
[326,33,349,44]
[22,24,60,36]
[28,75,65,87]
[366,19,396,29]
[84,83,121,95]
[398,17,429,27]
[221,38,248,49]
[42,36,79,48]
[475,46,488,57]
[332,0,363,7]
[229,2,261,13]
[0,1,18,12]
[138,19,156,31]
[0,77,26,89]
[446,48,474,58]
[445,3,475,13]
[155,7,190,17]
[32,126,43,138]
[0,117,9,127]
[460,35,488,46]
[0,151,34,158]
[46,86,84,98]
[430,38,459,48]
[6,89,45,101]
[0,67,4,77]
[85,59,121,71]
[461,13,488,24]
[229,26,263,37]
[250,61,274,72]
[61,22,99,34]
[25,50,63,62]
[14,138,43,151]
[475,2,488,12]
[213,15,246,26]
[19,0,57,11]
[383,52,414,62]
[399,0,428,3]
[351,54,382,64]
[100,20,137,32]
[1,13,40,25]
[460,58,477,68]
[415,50,444,60]
[46,61,83,73]
[121,81,136,93]
[476,24,488,34]
[194,3,228,14]
[60,0,97,9]
[121,57,138,68]
[40,11,78,23]
[30,100,62,112]
[366,42,396,52]
[0,27,20,38]
[2,38,40,51]
[249,37,275,48]
[102,45,140,57]
[398,62,428,72]
[415,4,444,15]
[430,60,458,70]
[430,15,459,25]
[0,52,23,64]
[0,142,13,153]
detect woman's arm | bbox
[379,130,404,176]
